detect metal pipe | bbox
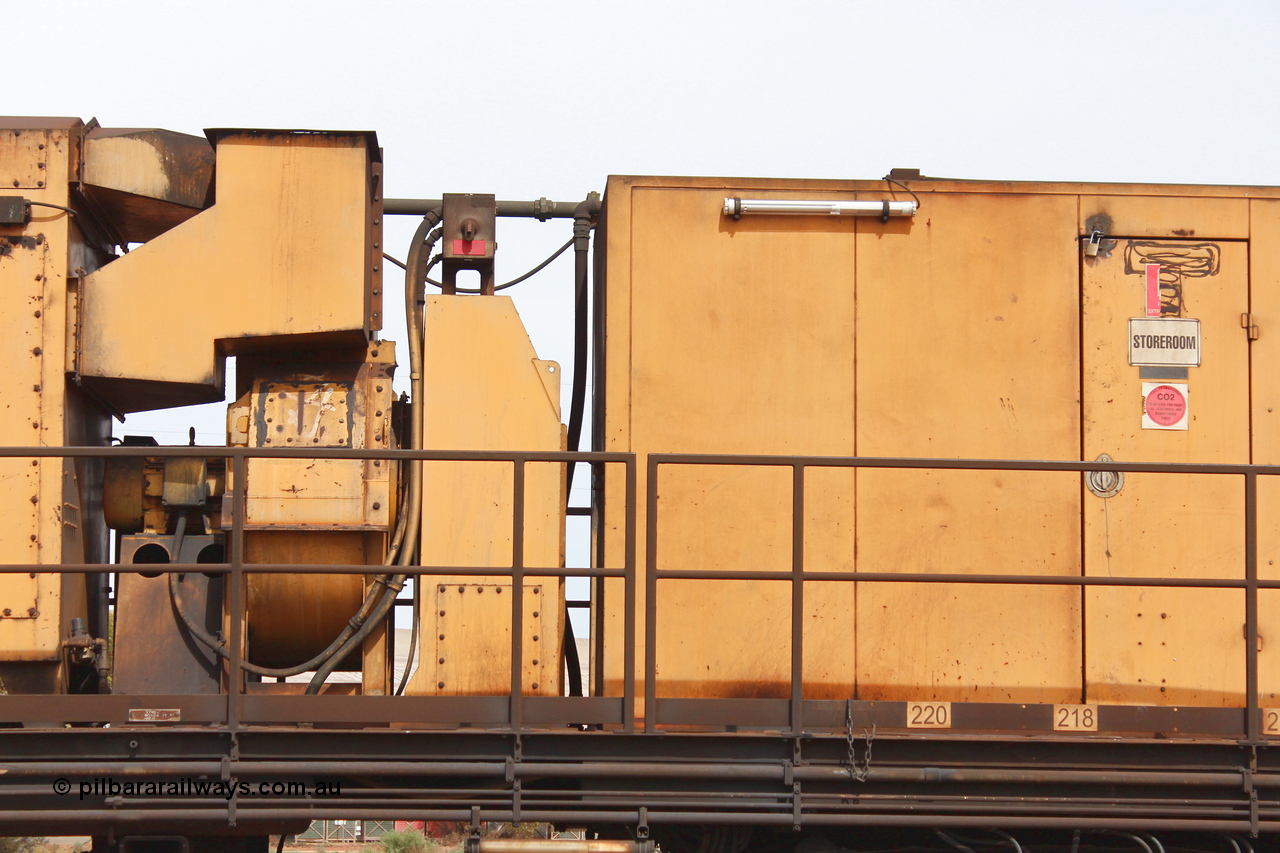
[385,198,587,219]
[478,842,644,853]
[0,759,1256,788]
[0,807,1265,833]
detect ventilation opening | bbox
[131,543,171,578]
[197,543,226,578]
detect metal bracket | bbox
[1248,747,1260,836]
[792,781,803,832]
[635,806,649,840]
[466,806,482,853]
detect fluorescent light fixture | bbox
[723,197,918,218]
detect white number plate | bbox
[906,701,951,728]
[1053,704,1098,731]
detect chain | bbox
[845,699,874,782]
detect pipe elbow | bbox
[573,193,601,224]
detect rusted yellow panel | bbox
[408,295,565,697]
[432,582,558,695]
[82,129,212,208]
[79,131,379,412]
[244,531,369,669]
[0,129,52,189]
[601,180,858,702]
[1249,200,1280,702]
[855,192,1082,703]
[1082,238,1250,705]
[231,344,395,530]
[0,123,89,663]
[1080,195,1249,239]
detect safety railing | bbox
[643,453,1279,741]
[0,445,636,732]
[0,445,1278,742]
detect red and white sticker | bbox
[1142,382,1189,430]
[1145,264,1162,317]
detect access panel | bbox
[1082,234,1250,706]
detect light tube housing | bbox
[723,197,918,218]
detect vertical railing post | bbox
[228,451,246,732]
[592,458,607,699]
[644,455,659,734]
[791,462,805,735]
[510,458,526,732]
[1246,470,1260,742]
[623,454,638,733]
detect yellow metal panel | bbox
[408,295,565,697]
[0,130,51,189]
[1082,239,1249,705]
[855,192,1082,702]
[79,132,377,411]
[0,125,86,662]
[1249,200,1280,702]
[432,582,556,695]
[1080,195,1249,239]
[601,182,858,701]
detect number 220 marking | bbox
[906,702,951,728]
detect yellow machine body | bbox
[409,295,566,697]
[0,119,109,688]
[597,174,1280,708]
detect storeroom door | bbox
[1081,237,1250,706]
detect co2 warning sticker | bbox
[1142,382,1189,431]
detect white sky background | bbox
[9,0,1280,634]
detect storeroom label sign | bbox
[1128,318,1201,367]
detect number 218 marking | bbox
[1053,704,1097,731]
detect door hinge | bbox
[1242,313,1260,341]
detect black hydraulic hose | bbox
[564,194,599,500]
[169,469,414,679]
[561,195,600,699]
[304,575,405,692]
[170,570,406,679]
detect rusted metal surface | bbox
[81,127,214,243]
[113,535,222,696]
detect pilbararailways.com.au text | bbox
[54,777,341,800]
